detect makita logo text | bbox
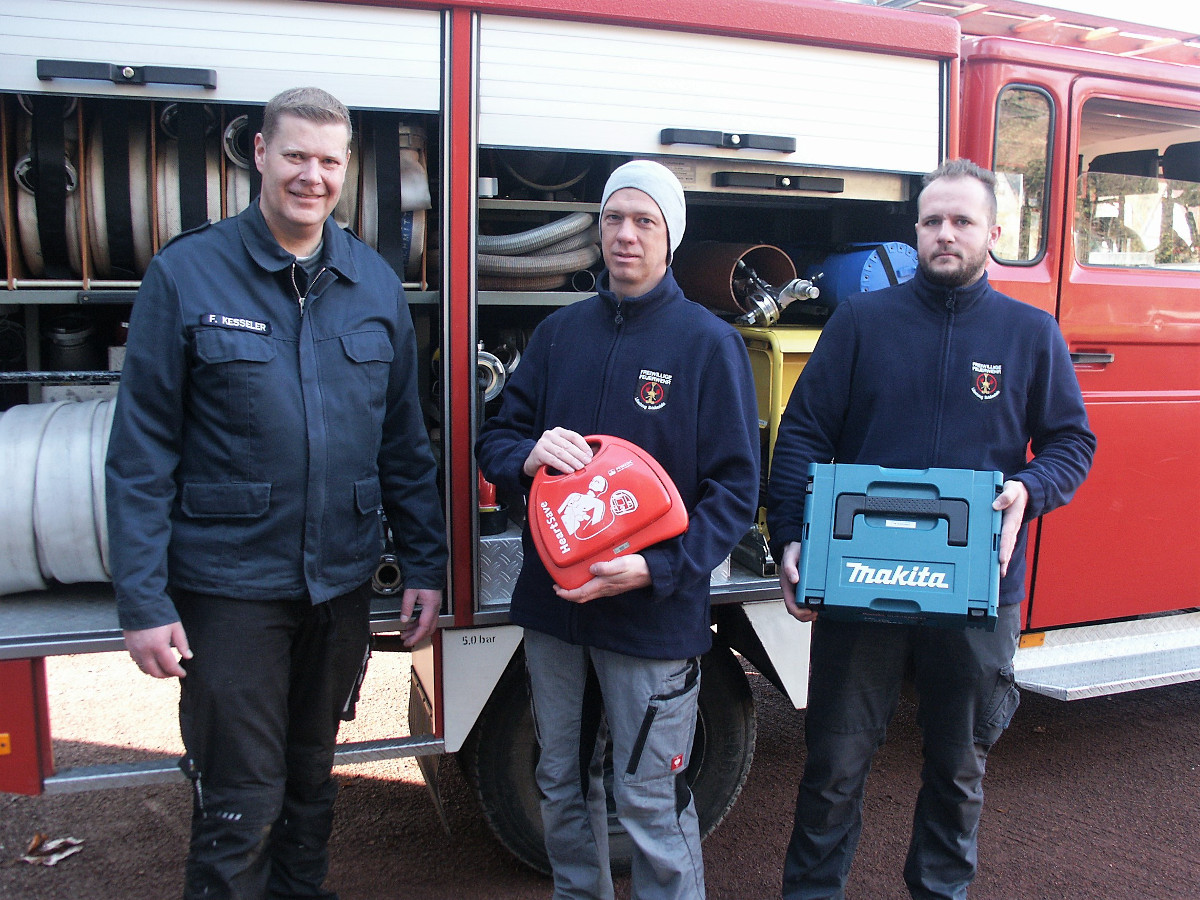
[844,561,951,590]
[539,501,571,555]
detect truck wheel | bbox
[457,642,756,875]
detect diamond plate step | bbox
[1015,611,1200,700]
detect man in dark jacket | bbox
[476,160,759,900]
[767,159,1095,900]
[106,87,446,899]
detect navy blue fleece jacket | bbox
[766,268,1095,606]
[475,269,760,659]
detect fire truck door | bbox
[1030,79,1200,629]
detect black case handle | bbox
[833,493,970,547]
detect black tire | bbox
[457,642,756,875]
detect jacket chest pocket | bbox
[193,328,279,432]
[338,331,394,414]
[195,327,278,365]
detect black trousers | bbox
[174,584,372,900]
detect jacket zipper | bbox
[932,289,957,462]
[290,260,326,577]
[290,262,327,317]
[568,299,625,640]
[591,300,625,431]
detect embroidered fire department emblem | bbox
[636,368,672,410]
[971,361,1002,401]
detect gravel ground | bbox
[1,649,1198,899]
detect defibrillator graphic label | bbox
[543,475,643,555]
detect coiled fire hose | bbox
[0,399,115,595]
[478,212,600,291]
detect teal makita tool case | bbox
[798,464,1002,629]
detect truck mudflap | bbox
[713,599,811,709]
[425,623,524,754]
[0,658,55,795]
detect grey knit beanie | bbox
[600,160,687,261]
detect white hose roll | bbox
[34,399,109,585]
[361,124,432,212]
[396,123,431,211]
[92,397,117,578]
[87,117,154,277]
[0,402,66,595]
[225,163,255,220]
[15,155,83,277]
[156,134,222,245]
[477,212,594,256]
[361,133,427,280]
[223,112,255,218]
[335,137,362,231]
[14,111,84,277]
[360,195,425,281]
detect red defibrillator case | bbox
[529,435,688,590]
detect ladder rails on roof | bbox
[883,0,1200,65]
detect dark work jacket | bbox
[107,201,446,631]
[766,268,1095,606]
[475,270,760,659]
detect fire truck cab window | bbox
[1075,98,1200,269]
[993,86,1052,264]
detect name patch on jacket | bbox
[201,314,272,335]
[636,368,672,411]
[971,361,1001,401]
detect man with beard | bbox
[766,159,1095,900]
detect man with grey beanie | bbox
[477,159,760,899]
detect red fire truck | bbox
[0,0,1197,872]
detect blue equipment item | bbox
[798,464,1002,629]
[806,242,918,309]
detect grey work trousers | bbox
[523,628,705,900]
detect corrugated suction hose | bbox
[477,211,594,255]
[477,213,601,290]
